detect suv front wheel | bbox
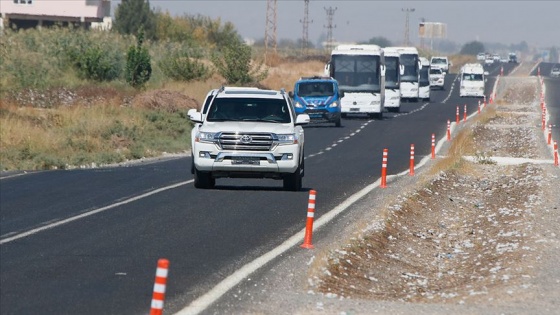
[283,164,303,191]
[194,168,215,189]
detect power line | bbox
[264,0,278,59]
[402,8,415,46]
[300,0,312,56]
[324,6,337,52]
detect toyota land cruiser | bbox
[189,87,310,191]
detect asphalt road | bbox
[0,62,516,315]
[535,62,560,144]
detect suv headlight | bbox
[275,133,298,144]
[196,131,218,143]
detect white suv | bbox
[189,87,310,191]
[429,67,445,89]
[430,56,450,73]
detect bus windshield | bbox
[332,55,381,93]
[400,54,419,82]
[384,56,399,89]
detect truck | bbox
[389,46,420,102]
[289,76,341,127]
[324,44,386,119]
[459,63,487,98]
[419,57,431,101]
[189,87,310,191]
[382,47,404,112]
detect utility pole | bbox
[402,8,415,46]
[324,6,337,53]
[300,0,312,56]
[264,0,278,60]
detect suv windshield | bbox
[206,98,291,123]
[429,68,442,75]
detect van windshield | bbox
[296,82,335,97]
[462,73,483,81]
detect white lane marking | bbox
[177,124,456,315]
[175,178,385,315]
[0,180,192,245]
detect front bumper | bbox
[193,142,301,176]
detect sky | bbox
[119,0,560,49]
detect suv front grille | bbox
[218,132,274,151]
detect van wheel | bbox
[283,166,302,191]
[194,168,215,189]
[334,117,341,127]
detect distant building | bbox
[0,0,111,30]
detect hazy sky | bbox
[129,0,559,48]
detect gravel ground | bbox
[204,69,560,315]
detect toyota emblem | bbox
[240,135,252,144]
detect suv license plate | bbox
[350,108,359,112]
[232,157,260,165]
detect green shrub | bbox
[211,40,267,84]
[125,31,152,88]
[158,48,212,81]
[76,45,122,81]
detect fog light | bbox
[199,151,211,158]
[281,153,294,160]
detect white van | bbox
[459,63,487,98]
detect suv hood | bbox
[201,121,295,134]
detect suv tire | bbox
[194,168,215,189]
[283,165,303,191]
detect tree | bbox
[114,0,156,40]
[460,41,485,55]
[125,30,152,88]
[211,40,268,85]
[360,36,392,48]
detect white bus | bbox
[389,47,420,102]
[325,45,386,119]
[419,57,431,101]
[382,47,404,112]
[459,63,487,98]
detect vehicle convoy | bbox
[418,57,431,101]
[429,56,450,73]
[459,63,487,98]
[189,87,310,191]
[429,67,445,90]
[324,44,386,118]
[382,47,404,112]
[389,46,420,102]
[289,76,341,127]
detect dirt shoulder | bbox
[212,66,560,314]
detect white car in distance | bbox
[429,67,445,90]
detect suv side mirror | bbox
[189,112,203,123]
